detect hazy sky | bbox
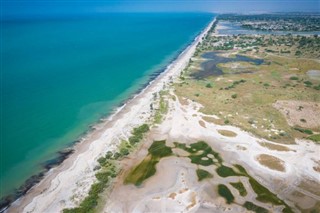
[2,0,320,18]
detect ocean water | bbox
[1,13,213,198]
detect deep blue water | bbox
[1,13,213,198]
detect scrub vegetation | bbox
[63,124,150,213]
[175,19,320,144]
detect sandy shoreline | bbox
[6,18,216,213]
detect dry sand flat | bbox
[273,100,320,130]
[104,91,320,212]
[7,19,216,213]
[256,154,286,172]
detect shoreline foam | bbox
[5,18,216,213]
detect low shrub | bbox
[206,83,213,88]
[289,76,299,80]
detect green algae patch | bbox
[148,140,173,157]
[230,182,247,196]
[218,184,234,204]
[124,140,172,186]
[216,165,240,177]
[174,141,223,166]
[125,140,292,212]
[249,178,283,205]
[233,164,292,212]
[196,169,213,181]
[243,201,268,213]
[124,155,158,186]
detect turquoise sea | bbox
[1,13,213,199]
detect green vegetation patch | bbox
[174,141,223,166]
[243,201,268,213]
[63,124,150,212]
[124,140,172,186]
[148,140,173,157]
[289,76,299,80]
[125,139,293,212]
[63,160,118,213]
[307,134,320,144]
[129,124,150,145]
[248,177,282,204]
[196,169,213,181]
[124,155,158,186]
[230,182,247,196]
[231,164,292,212]
[216,165,240,177]
[223,79,246,90]
[293,127,313,135]
[154,91,169,124]
[174,141,291,210]
[218,184,234,204]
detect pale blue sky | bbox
[2,0,320,18]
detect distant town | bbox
[218,13,320,32]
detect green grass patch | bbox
[243,201,268,213]
[154,93,169,124]
[230,182,247,196]
[124,140,172,186]
[148,140,173,157]
[206,83,213,88]
[174,141,223,166]
[289,76,299,80]
[218,184,234,204]
[314,84,320,90]
[63,160,118,213]
[293,127,313,135]
[231,94,238,99]
[249,178,283,206]
[307,134,320,143]
[271,70,281,80]
[216,165,240,177]
[196,169,213,181]
[232,164,292,212]
[304,81,313,86]
[124,155,158,186]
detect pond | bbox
[307,70,320,81]
[191,51,264,79]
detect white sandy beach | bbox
[7,19,216,213]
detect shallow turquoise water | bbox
[1,13,213,197]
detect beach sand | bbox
[104,88,320,212]
[7,19,216,213]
